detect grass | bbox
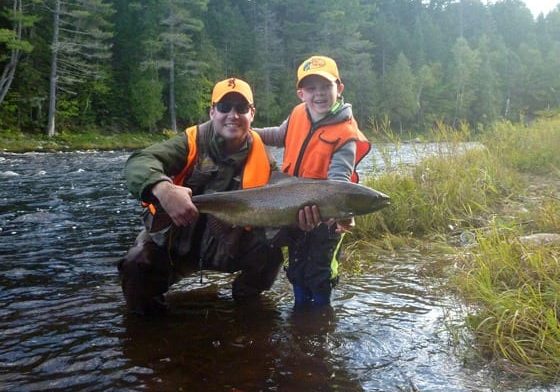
[455,224,560,381]
[485,117,560,175]
[462,123,559,382]
[349,123,520,241]
[346,115,560,383]
[0,128,168,152]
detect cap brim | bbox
[213,91,252,105]
[297,71,338,87]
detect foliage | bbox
[455,224,560,382]
[129,72,165,131]
[0,127,166,152]
[379,52,417,132]
[2,0,560,134]
[350,121,518,239]
[483,116,560,174]
[347,115,560,383]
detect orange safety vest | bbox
[282,103,370,183]
[145,124,271,215]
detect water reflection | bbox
[120,281,361,391]
[0,150,543,391]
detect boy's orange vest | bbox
[282,103,370,182]
[145,125,270,215]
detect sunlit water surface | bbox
[0,149,550,391]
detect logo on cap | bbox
[228,78,236,89]
[303,57,327,71]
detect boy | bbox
[256,55,371,307]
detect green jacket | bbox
[124,120,276,203]
[125,121,277,270]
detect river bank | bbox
[345,117,560,386]
[0,128,167,152]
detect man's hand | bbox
[151,181,199,227]
[297,205,322,232]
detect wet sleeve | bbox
[252,119,288,147]
[328,141,356,182]
[124,133,188,201]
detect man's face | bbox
[297,75,344,121]
[210,93,255,141]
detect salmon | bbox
[191,175,390,228]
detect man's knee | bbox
[118,237,172,316]
[232,246,283,300]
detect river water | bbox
[0,148,547,391]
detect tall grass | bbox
[484,118,560,174]
[350,122,520,240]
[351,116,560,382]
[452,116,560,380]
[455,224,560,381]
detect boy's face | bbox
[297,75,344,121]
[210,92,255,142]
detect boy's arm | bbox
[252,119,288,147]
[299,142,358,232]
[327,141,356,182]
[328,141,357,233]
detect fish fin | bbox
[268,171,298,185]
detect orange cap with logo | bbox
[211,78,254,105]
[296,55,340,87]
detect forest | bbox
[1,0,560,136]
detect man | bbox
[119,78,283,316]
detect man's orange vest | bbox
[282,103,370,182]
[173,125,271,188]
[145,125,270,215]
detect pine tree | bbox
[470,35,500,126]
[449,37,480,126]
[0,0,35,105]
[45,0,114,136]
[159,0,207,131]
[381,52,417,133]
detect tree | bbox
[246,0,286,124]
[0,0,34,105]
[380,52,416,133]
[130,69,165,131]
[46,0,114,136]
[470,35,501,126]
[491,0,535,50]
[2,0,560,135]
[159,0,207,131]
[449,37,480,126]
[415,63,438,128]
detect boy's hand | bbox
[297,205,322,232]
[334,217,355,234]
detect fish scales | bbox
[191,178,390,228]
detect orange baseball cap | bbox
[211,78,254,105]
[296,55,340,87]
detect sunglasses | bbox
[215,102,252,114]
